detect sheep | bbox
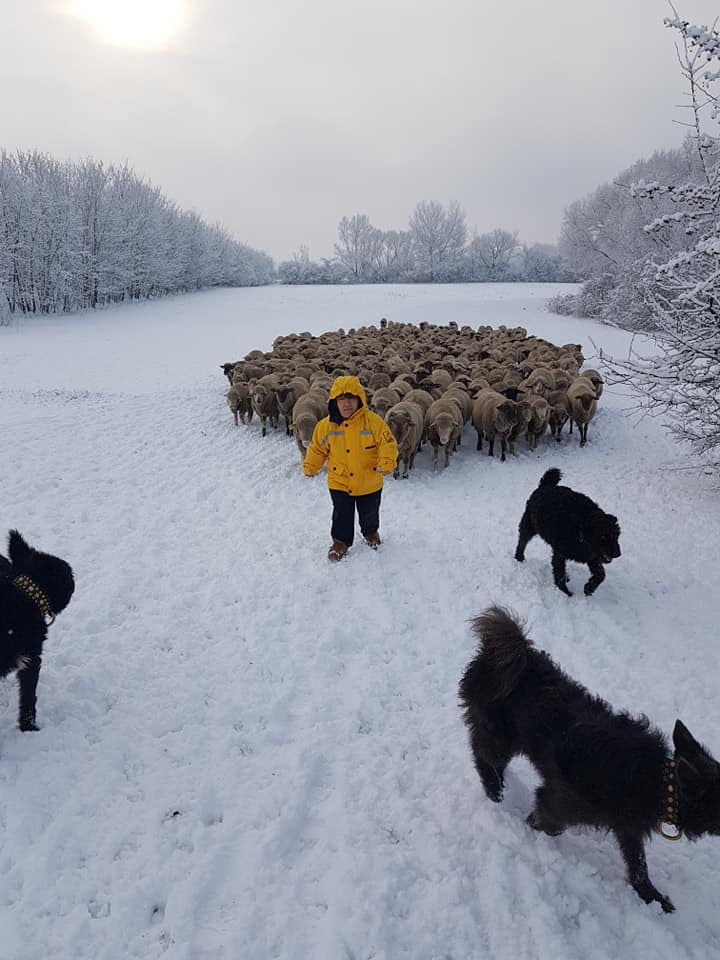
[398,389,431,414]
[369,386,403,420]
[519,367,555,398]
[579,367,604,399]
[425,398,463,471]
[472,389,518,462]
[547,388,571,442]
[567,378,598,447]
[275,377,309,436]
[526,395,550,450]
[226,382,253,425]
[291,393,327,463]
[251,376,280,437]
[386,400,425,479]
[508,399,533,455]
[221,361,241,384]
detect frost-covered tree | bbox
[0,151,273,314]
[467,228,518,280]
[602,11,720,465]
[334,214,382,281]
[408,201,467,281]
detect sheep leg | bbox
[476,429,483,452]
[551,553,573,596]
[487,436,495,458]
[500,436,507,462]
[261,416,267,437]
[432,444,439,472]
[444,444,451,468]
[233,411,239,426]
[580,423,588,447]
[584,561,606,596]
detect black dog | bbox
[459,606,720,912]
[514,468,620,596]
[0,530,75,731]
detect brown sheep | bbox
[579,368,604,399]
[425,398,463,471]
[519,367,555,398]
[386,400,425,479]
[369,386,403,420]
[251,376,280,437]
[226,383,253,425]
[508,400,532,455]
[567,379,597,447]
[526,396,550,450]
[275,377,310,436]
[547,389,571,442]
[291,393,327,463]
[221,361,241,384]
[472,389,518,462]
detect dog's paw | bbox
[659,895,675,914]
[19,717,39,732]
[514,550,525,562]
[526,811,563,836]
[583,582,596,596]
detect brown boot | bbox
[328,539,349,561]
[363,531,381,549]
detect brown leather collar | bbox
[12,575,56,625]
[656,757,683,840]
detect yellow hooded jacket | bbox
[303,375,398,495]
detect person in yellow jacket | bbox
[304,375,398,561]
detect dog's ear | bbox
[673,719,717,791]
[674,719,702,756]
[8,529,32,568]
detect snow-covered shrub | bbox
[603,14,720,466]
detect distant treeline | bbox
[278,205,579,285]
[549,135,719,329]
[0,150,274,315]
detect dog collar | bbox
[656,757,683,840]
[12,575,56,625]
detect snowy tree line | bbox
[277,204,577,285]
[0,150,274,316]
[548,136,714,328]
[594,11,720,467]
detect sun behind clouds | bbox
[68,0,188,51]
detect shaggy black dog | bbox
[514,467,621,596]
[459,606,720,913]
[0,530,75,731]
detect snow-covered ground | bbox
[1,283,719,960]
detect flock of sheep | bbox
[221,319,604,477]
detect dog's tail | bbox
[538,467,562,488]
[460,606,532,705]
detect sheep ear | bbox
[8,529,32,567]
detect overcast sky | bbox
[3,0,718,261]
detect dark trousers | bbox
[330,488,381,546]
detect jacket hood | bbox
[328,375,367,423]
